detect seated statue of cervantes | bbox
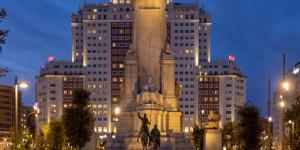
[137,77,163,106]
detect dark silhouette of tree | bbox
[0,8,9,78]
[0,8,8,53]
[285,96,300,149]
[62,89,94,149]
[192,123,205,150]
[36,129,47,150]
[238,104,262,150]
[222,122,241,150]
[46,119,65,150]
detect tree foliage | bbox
[0,8,9,78]
[238,104,262,150]
[0,8,9,53]
[192,123,205,150]
[36,129,47,150]
[62,89,94,149]
[285,96,300,149]
[46,119,65,150]
[222,122,241,150]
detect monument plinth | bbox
[106,0,193,149]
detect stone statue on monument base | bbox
[137,77,163,106]
[150,125,161,150]
[137,112,151,150]
[205,110,221,129]
[204,110,222,150]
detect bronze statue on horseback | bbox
[137,112,151,150]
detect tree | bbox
[36,129,47,150]
[222,122,241,150]
[285,96,300,149]
[238,104,262,150]
[192,123,205,150]
[46,119,65,150]
[62,89,94,149]
[0,8,9,53]
[0,8,9,78]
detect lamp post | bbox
[280,80,289,150]
[14,76,29,150]
[288,120,294,149]
[201,109,205,128]
[267,79,272,150]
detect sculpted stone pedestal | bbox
[205,129,222,150]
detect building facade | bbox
[36,0,245,135]
[196,59,246,128]
[0,85,21,139]
[72,1,210,133]
[35,60,85,131]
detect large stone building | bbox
[36,0,212,133]
[36,60,85,130]
[35,0,246,139]
[196,59,246,128]
[0,85,21,139]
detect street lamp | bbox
[268,117,272,122]
[14,76,29,150]
[282,81,290,91]
[114,107,120,115]
[288,120,294,149]
[279,101,285,108]
[201,110,205,128]
[279,80,289,150]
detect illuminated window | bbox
[190,127,193,132]
[103,127,108,132]
[92,30,96,34]
[98,126,102,132]
[119,64,124,68]
[184,127,189,133]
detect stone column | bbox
[121,54,138,112]
[161,53,178,111]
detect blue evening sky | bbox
[1,0,300,116]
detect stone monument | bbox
[105,0,193,149]
[204,111,222,150]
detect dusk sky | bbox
[1,0,300,116]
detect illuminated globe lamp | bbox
[279,101,285,108]
[282,81,290,91]
[114,107,120,115]
[268,117,272,122]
